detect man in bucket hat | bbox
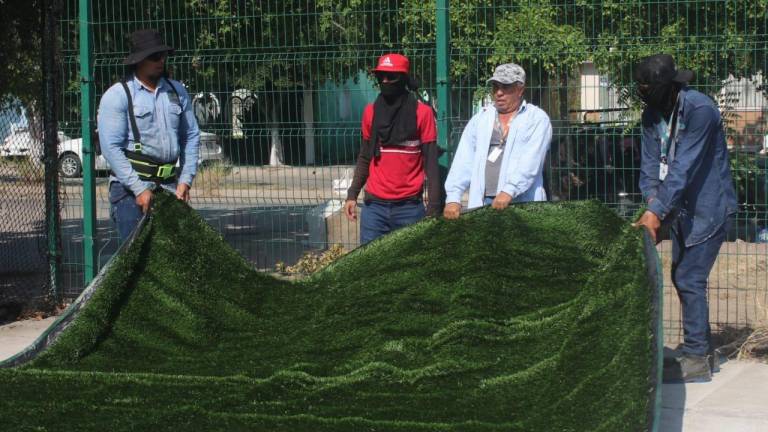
[633,54,737,383]
[98,29,200,242]
[444,63,552,217]
[344,53,441,244]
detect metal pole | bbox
[434,0,452,208]
[436,0,452,170]
[79,0,97,284]
[43,0,62,305]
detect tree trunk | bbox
[27,102,45,168]
[269,98,284,166]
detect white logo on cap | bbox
[381,56,393,67]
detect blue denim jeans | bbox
[360,200,425,244]
[671,221,728,356]
[109,182,143,243]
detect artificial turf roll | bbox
[0,190,659,431]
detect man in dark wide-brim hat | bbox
[97,29,200,243]
[633,54,737,383]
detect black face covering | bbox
[639,82,677,114]
[370,73,419,156]
[379,77,408,98]
[371,92,417,151]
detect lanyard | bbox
[659,94,681,163]
[494,111,515,144]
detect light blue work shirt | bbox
[97,75,200,196]
[445,101,553,209]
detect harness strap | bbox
[120,80,142,153]
[119,76,180,154]
[118,76,181,183]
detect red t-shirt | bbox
[361,101,437,200]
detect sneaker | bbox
[663,353,712,383]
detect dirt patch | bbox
[658,240,768,346]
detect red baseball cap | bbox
[372,53,410,74]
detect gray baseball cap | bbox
[487,63,526,85]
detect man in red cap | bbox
[344,54,441,244]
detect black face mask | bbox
[379,77,407,97]
[639,82,676,113]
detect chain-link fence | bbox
[46,0,768,343]
[0,101,50,320]
[1,0,62,321]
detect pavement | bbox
[0,316,57,361]
[1,317,767,431]
[661,358,768,432]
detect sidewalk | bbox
[660,359,768,431]
[2,317,767,431]
[0,317,57,361]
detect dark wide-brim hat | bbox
[123,29,175,65]
[635,54,694,85]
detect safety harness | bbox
[118,77,179,184]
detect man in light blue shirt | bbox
[98,29,200,241]
[443,63,552,218]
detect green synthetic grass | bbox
[0,192,655,431]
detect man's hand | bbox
[492,192,513,210]
[135,189,153,214]
[443,202,461,220]
[633,210,662,243]
[344,199,358,221]
[176,183,191,202]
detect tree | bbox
[65,1,768,162]
[591,0,768,128]
[1,0,43,140]
[182,0,412,165]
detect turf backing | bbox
[0,192,658,431]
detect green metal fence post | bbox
[43,0,62,305]
[436,0,451,170]
[79,0,97,284]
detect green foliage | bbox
[0,0,42,107]
[490,5,586,77]
[0,192,657,431]
[729,152,767,206]
[592,0,768,97]
[53,1,768,142]
[401,1,767,107]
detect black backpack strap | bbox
[119,79,142,153]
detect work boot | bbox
[663,353,712,383]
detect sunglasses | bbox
[146,51,168,62]
[490,82,519,92]
[376,72,402,82]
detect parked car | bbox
[1,126,225,178]
[0,125,68,159]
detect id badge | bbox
[659,162,669,181]
[488,147,503,163]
